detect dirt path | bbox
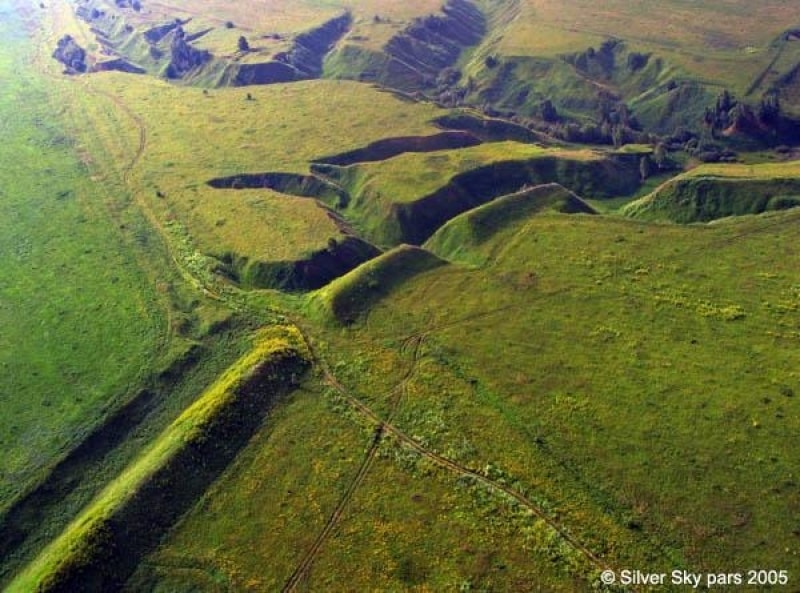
[281,331,426,592]
[283,319,625,591]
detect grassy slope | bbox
[7,327,307,592]
[333,142,605,245]
[425,182,596,265]
[311,244,448,323]
[344,142,598,204]
[499,0,800,95]
[85,74,442,264]
[0,0,164,512]
[309,209,800,585]
[624,160,800,222]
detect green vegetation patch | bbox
[7,326,309,593]
[624,161,800,222]
[0,0,163,513]
[426,182,596,265]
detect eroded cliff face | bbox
[165,26,211,79]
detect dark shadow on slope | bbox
[37,349,309,593]
[0,388,158,585]
[207,171,349,208]
[216,234,381,291]
[311,130,482,166]
[226,12,352,86]
[0,336,229,588]
[433,112,543,143]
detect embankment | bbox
[7,327,309,593]
[425,183,596,264]
[623,175,800,222]
[377,154,638,245]
[311,245,446,324]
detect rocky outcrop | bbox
[52,35,87,73]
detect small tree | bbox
[237,35,250,52]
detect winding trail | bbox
[281,333,426,592]
[282,316,624,592]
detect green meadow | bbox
[5,0,800,589]
[0,0,164,511]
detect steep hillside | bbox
[320,142,639,245]
[426,182,596,264]
[624,161,800,222]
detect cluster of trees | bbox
[52,35,87,73]
[703,89,783,137]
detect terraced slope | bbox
[623,161,800,222]
[8,0,800,590]
[318,142,639,245]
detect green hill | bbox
[311,244,447,324]
[624,161,800,222]
[426,182,596,265]
[6,0,800,590]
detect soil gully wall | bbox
[225,12,352,86]
[311,131,482,167]
[207,172,349,208]
[219,235,381,291]
[382,0,485,89]
[392,156,640,244]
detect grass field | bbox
[307,208,800,585]
[83,74,443,265]
[0,0,165,512]
[6,0,800,589]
